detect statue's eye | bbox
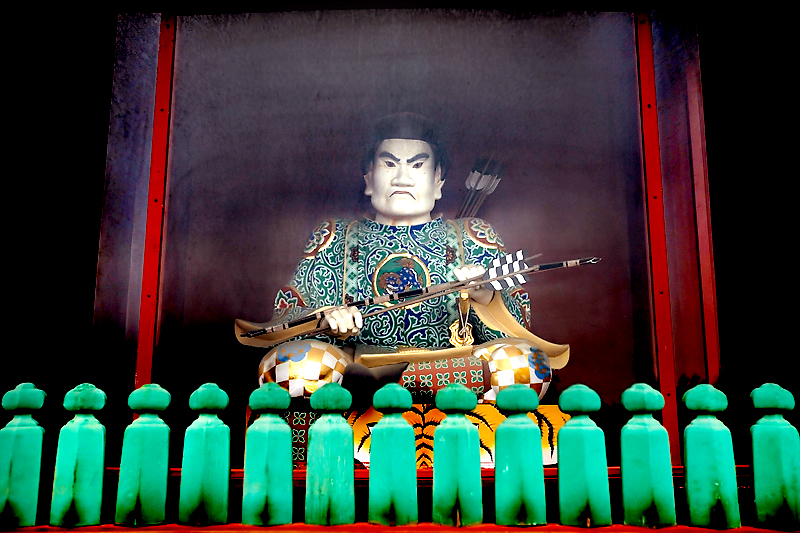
[384,160,396,168]
[413,161,425,169]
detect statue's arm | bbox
[272,218,360,341]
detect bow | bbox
[237,253,600,343]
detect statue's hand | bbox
[454,264,494,306]
[321,306,363,336]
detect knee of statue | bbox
[258,340,353,399]
[474,338,552,402]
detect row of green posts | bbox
[1,380,798,529]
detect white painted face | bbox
[364,138,444,226]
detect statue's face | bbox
[364,138,444,226]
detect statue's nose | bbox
[391,164,414,186]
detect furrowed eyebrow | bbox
[407,153,430,163]
[378,151,401,162]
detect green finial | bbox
[249,382,291,412]
[683,383,727,412]
[63,383,106,411]
[750,383,799,527]
[373,382,412,412]
[621,383,664,412]
[620,383,676,526]
[2,382,45,411]
[306,381,354,524]
[494,384,546,525]
[242,383,293,526]
[496,383,539,414]
[682,384,740,527]
[128,383,171,412]
[51,384,106,526]
[435,383,478,412]
[179,384,230,524]
[368,384,417,525]
[309,382,352,412]
[432,383,482,526]
[559,383,601,413]
[557,384,611,526]
[751,383,795,410]
[1,383,46,526]
[188,383,229,411]
[116,384,171,525]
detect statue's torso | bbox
[276,217,522,349]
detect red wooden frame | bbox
[686,65,720,384]
[132,13,718,468]
[634,13,681,464]
[135,15,176,390]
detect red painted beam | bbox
[135,15,176,390]
[634,13,681,465]
[686,66,720,384]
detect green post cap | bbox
[496,383,539,414]
[309,382,352,411]
[559,384,601,413]
[188,383,229,411]
[751,383,795,410]
[128,384,171,412]
[373,383,412,412]
[63,383,106,411]
[621,383,665,412]
[683,384,727,412]
[2,382,45,411]
[249,382,291,412]
[434,383,477,412]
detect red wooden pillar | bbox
[635,12,681,465]
[135,15,176,390]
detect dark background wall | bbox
[6,8,795,476]
[155,11,648,424]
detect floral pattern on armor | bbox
[273,286,307,320]
[302,219,336,257]
[445,245,457,265]
[465,217,504,249]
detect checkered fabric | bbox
[485,250,528,290]
[258,339,350,398]
[473,338,552,401]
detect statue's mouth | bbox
[390,191,415,199]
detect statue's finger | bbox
[331,309,349,332]
[321,316,336,333]
[341,311,354,332]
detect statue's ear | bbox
[364,166,374,196]
[434,163,444,200]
